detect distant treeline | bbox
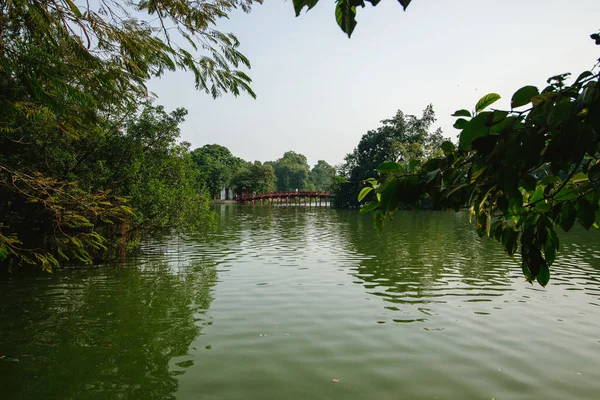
[191,146,336,198]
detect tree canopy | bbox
[334,106,443,208]
[230,161,277,195]
[309,160,336,192]
[191,144,246,199]
[268,151,311,191]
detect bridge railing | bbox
[239,191,332,201]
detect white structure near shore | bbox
[219,186,234,200]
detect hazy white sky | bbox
[148,0,600,167]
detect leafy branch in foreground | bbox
[1,0,261,114]
[1,1,253,271]
[0,166,133,271]
[359,34,600,286]
[293,0,413,37]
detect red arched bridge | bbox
[239,191,332,206]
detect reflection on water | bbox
[1,205,600,399]
[0,240,216,400]
[340,212,516,313]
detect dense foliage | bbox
[191,144,246,199]
[308,160,336,191]
[230,161,277,195]
[0,0,261,270]
[103,105,215,233]
[267,151,311,191]
[359,35,600,286]
[334,106,444,208]
[0,99,214,271]
[197,148,336,195]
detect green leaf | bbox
[529,184,546,204]
[475,93,501,113]
[523,244,544,278]
[588,162,600,181]
[575,71,593,83]
[519,175,537,192]
[501,226,518,256]
[452,109,471,117]
[293,0,319,16]
[335,0,357,38]
[453,118,468,130]
[359,201,380,214]
[459,112,492,151]
[576,198,595,229]
[511,86,539,108]
[422,158,443,172]
[379,178,402,212]
[544,232,556,266]
[358,186,373,202]
[531,91,559,107]
[398,0,412,10]
[536,263,550,287]
[554,186,579,202]
[377,161,404,174]
[490,116,518,135]
[521,265,534,283]
[492,110,509,123]
[498,166,520,198]
[540,175,561,186]
[64,0,83,18]
[489,220,503,239]
[408,159,419,172]
[560,202,576,232]
[440,141,455,154]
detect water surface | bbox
[1,206,599,399]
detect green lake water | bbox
[1,206,600,399]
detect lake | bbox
[1,206,599,399]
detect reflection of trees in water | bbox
[0,253,216,400]
[333,211,515,306]
[235,206,335,249]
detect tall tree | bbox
[269,151,310,191]
[309,160,336,191]
[334,106,443,208]
[106,105,215,232]
[231,161,276,195]
[191,144,245,199]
